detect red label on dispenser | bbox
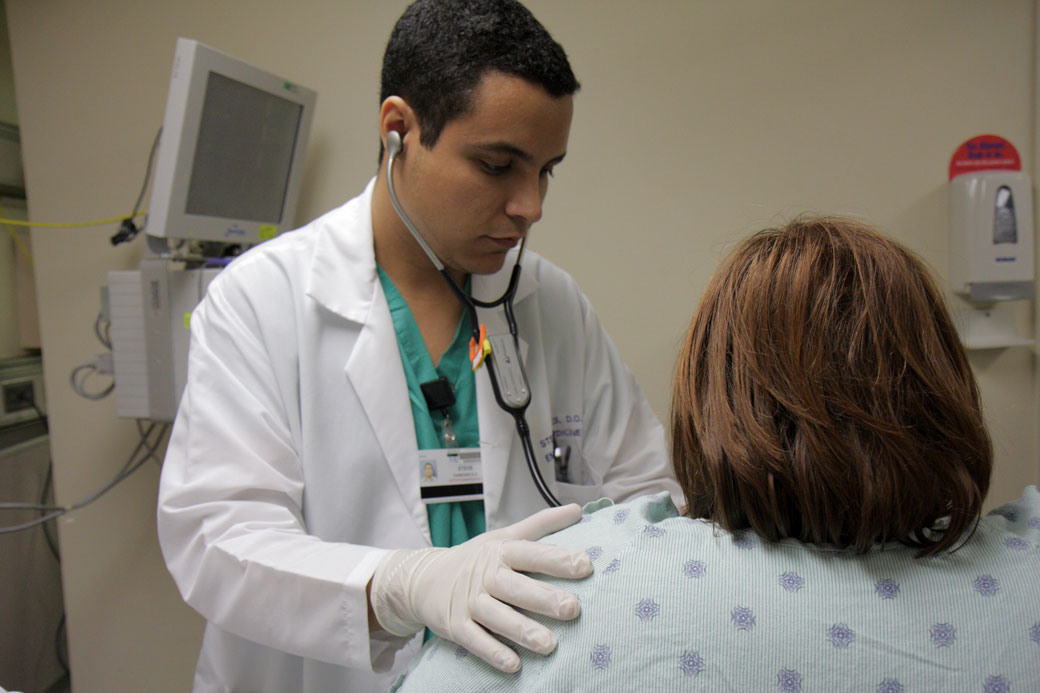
[949,135,1021,180]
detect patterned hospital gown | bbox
[390,487,1040,692]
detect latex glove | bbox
[370,503,592,673]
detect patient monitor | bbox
[146,38,316,250]
[109,38,316,420]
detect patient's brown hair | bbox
[671,217,991,556]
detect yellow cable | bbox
[0,211,146,228]
[0,201,33,268]
[5,226,31,267]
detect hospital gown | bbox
[391,487,1040,692]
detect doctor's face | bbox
[398,71,573,276]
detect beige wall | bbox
[5,1,1038,691]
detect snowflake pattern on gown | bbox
[635,598,660,621]
[973,575,1000,596]
[984,675,1011,693]
[731,606,756,631]
[827,623,855,648]
[603,558,621,574]
[778,571,805,592]
[683,559,706,579]
[613,508,630,524]
[929,623,956,647]
[1003,537,1029,551]
[644,524,665,537]
[875,578,900,600]
[679,650,705,677]
[590,644,611,670]
[585,546,604,560]
[1029,516,1040,529]
[1029,622,1040,645]
[777,668,803,692]
[876,678,905,693]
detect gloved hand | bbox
[370,503,592,673]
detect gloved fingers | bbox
[496,503,583,541]
[469,591,559,656]
[483,560,582,620]
[451,618,523,674]
[500,538,593,580]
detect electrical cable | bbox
[131,128,162,222]
[0,419,170,535]
[69,361,114,400]
[0,124,161,234]
[0,501,63,510]
[0,395,65,560]
[2,395,68,686]
[0,213,147,229]
[69,310,115,400]
[39,459,62,561]
[137,417,162,452]
[0,508,65,534]
[94,310,112,350]
[65,421,169,512]
[110,126,162,245]
[51,614,69,690]
[0,199,33,266]
[26,399,63,563]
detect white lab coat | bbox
[157,179,680,692]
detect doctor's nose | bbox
[505,176,546,225]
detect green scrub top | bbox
[377,266,486,548]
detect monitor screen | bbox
[147,38,316,246]
[186,72,304,223]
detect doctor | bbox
[157,1,680,691]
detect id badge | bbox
[418,447,484,504]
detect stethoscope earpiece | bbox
[386,130,403,158]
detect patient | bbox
[391,217,1040,692]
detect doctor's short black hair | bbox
[380,0,579,153]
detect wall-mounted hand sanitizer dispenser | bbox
[949,170,1034,301]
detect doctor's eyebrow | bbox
[471,142,567,167]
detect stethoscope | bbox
[385,130,563,507]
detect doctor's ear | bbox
[379,96,414,153]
